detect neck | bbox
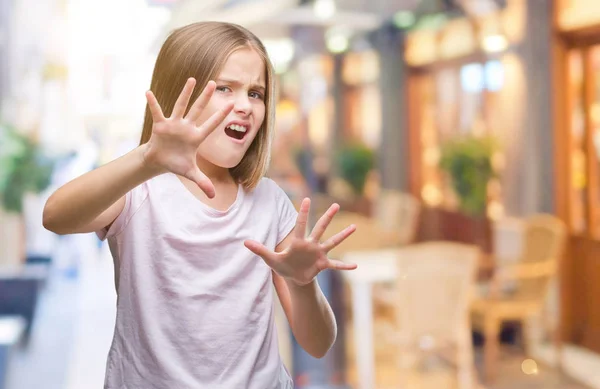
[195,155,234,185]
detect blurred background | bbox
[0,0,599,388]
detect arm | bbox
[272,235,337,359]
[247,199,357,358]
[43,78,232,235]
[495,260,557,280]
[272,270,337,358]
[43,145,159,235]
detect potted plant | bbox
[336,143,375,196]
[439,134,499,217]
[0,123,55,267]
[334,143,375,214]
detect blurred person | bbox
[269,124,310,201]
[42,22,357,389]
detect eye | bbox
[249,91,264,100]
[216,86,232,93]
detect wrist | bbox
[137,143,167,178]
[285,277,318,292]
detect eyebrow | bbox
[216,78,266,92]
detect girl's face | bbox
[195,48,267,170]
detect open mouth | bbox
[224,124,248,140]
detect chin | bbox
[205,154,245,169]
[198,136,256,170]
[220,159,244,169]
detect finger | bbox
[321,224,357,252]
[187,80,216,123]
[308,203,340,242]
[195,101,234,142]
[145,91,166,123]
[327,259,358,271]
[185,167,216,199]
[172,78,196,119]
[244,240,277,265]
[294,198,311,239]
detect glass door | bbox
[567,44,600,238]
[588,45,600,237]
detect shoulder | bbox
[249,177,296,207]
[253,177,282,197]
[123,173,176,214]
[144,173,179,197]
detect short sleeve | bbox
[95,183,149,241]
[270,180,298,245]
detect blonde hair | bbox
[140,22,276,190]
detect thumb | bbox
[244,240,276,266]
[185,167,215,198]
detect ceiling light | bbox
[482,34,508,53]
[263,38,295,74]
[313,0,336,20]
[325,26,351,54]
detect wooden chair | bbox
[470,214,567,382]
[326,189,421,258]
[388,242,480,389]
[325,190,421,321]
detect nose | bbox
[233,92,251,116]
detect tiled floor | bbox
[481,350,589,389]
[2,238,594,389]
[343,323,591,389]
[345,356,589,389]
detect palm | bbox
[245,199,358,286]
[143,78,233,198]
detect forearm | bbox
[43,145,162,234]
[286,278,337,358]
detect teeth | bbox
[229,124,247,132]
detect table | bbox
[341,250,399,389]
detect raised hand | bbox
[244,198,358,286]
[142,78,233,198]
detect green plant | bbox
[439,134,499,216]
[336,143,375,196]
[0,123,55,213]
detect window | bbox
[414,60,505,217]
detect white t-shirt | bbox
[97,173,298,389]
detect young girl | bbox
[43,21,357,388]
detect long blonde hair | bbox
[140,22,276,190]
